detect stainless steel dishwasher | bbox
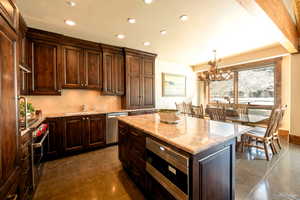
[106,112,128,145]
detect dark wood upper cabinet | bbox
[18,15,29,70]
[0,10,20,200]
[28,39,62,95]
[85,115,106,149]
[62,45,84,88]
[123,48,156,109]
[19,68,28,95]
[102,45,125,96]
[0,0,18,30]
[85,49,102,89]
[115,53,125,95]
[142,57,155,108]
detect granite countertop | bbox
[20,108,155,136]
[117,114,253,155]
[44,108,156,118]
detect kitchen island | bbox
[118,114,252,200]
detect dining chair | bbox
[184,102,193,116]
[208,107,226,122]
[175,102,184,114]
[192,105,204,118]
[235,104,249,116]
[241,106,283,161]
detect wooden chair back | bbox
[264,107,282,138]
[234,104,249,116]
[274,104,287,133]
[192,105,204,118]
[184,102,193,115]
[208,107,226,122]
[175,102,184,114]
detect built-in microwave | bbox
[146,138,189,200]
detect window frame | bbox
[206,57,282,109]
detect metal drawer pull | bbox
[32,130,49,148]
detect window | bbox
[238,66,274,105]
[207,58,281,107]
[209,79,234,103]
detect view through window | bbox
[209,79,234,103]
[209,64,276,106]
[238,66,274,105]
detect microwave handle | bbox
[18,96,28,129]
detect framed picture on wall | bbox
[162,73,186,97]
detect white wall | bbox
[155,60,199,109]
[290,54,300,136]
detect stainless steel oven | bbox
[146,138,189,200]
[31,124,49,189]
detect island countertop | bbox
[117,113,253,155]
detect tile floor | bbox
[33,136,300,200]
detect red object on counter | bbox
[34,124,48,137]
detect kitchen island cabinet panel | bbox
[118,115,243,200]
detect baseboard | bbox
[278,129,289,136]
[289,134,300,145]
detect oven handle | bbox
[32,130,49,148]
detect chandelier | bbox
[199,50,233,81]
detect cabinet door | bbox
[63,117,85,153]
[18,15,28,70]
[126,55,142,108]
[44,118,62,160]
[0,15,19,199]
[141,57,155,108]
[85,50,102,89]
[196,146,233,200]
[118,122,129,168]
[115,53,125,96]
[86,115,106,149]
[28,39,61,95]
[62,45,84,88]
[0,0,18,30]
[19,68,28,95]
[103,51,114,94]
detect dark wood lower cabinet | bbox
[44,115,106,160]
[86,115,106,149]
[118,121,236,200]
[63,116,86,153]
[18,130,33,200]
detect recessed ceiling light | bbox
[144,41,151,46]
[160,29,167,35]
[64,19,76,26]
[180,15,189,21]
[116,34,125,39]
[144,0,153,4]
[128,18,136,24]
[66,1,76,7]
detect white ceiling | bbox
[16,0,280,65]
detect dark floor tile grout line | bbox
[244,146,290,199]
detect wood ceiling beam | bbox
[293,0,300,34]
[236,0,299,53]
